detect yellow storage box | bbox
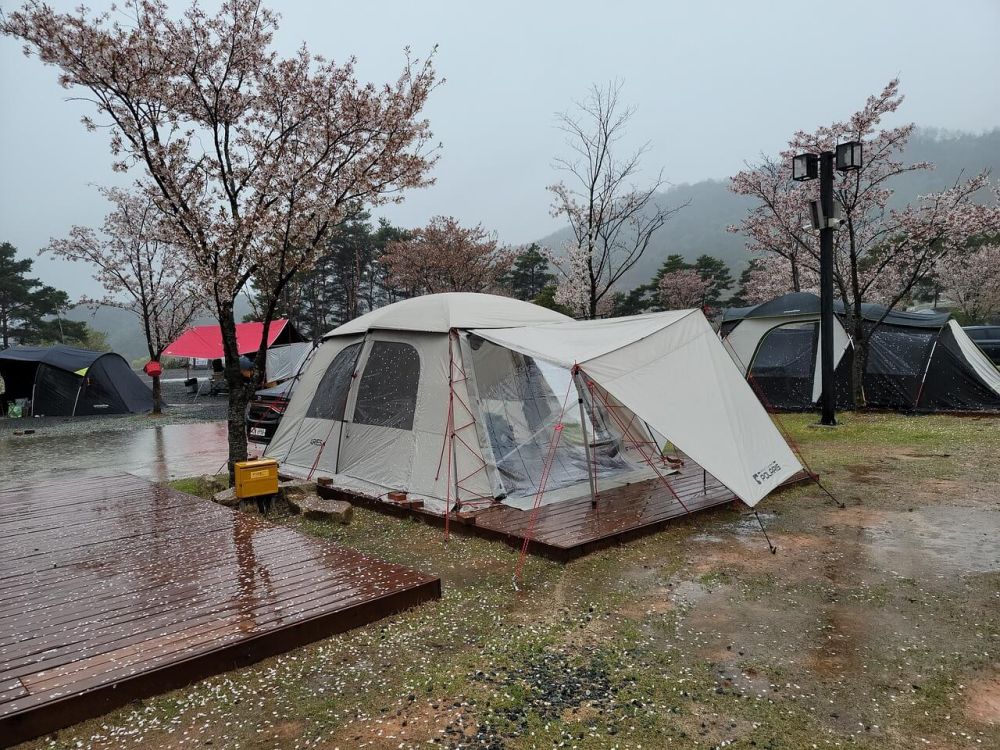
[234,459,279,499]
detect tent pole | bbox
[573,367,598,509]
[71,378,82,417]
[914,329,942,411]
[450,332,460,512]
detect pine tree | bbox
[0,242,74,348]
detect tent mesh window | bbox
[306,343,361,420]
[748,322,818,410]
[352,342,421,430]
[916,325,1000,411]
[862,323,937,408]
[469,341,635,498]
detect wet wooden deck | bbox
[319,459,777,560]
[0,474,440,746]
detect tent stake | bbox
[753,510,777,554]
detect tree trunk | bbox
[850,317,867,409]
[218,302,249,482]
[151,373,162,415]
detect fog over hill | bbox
[64,297,254,362]
[536,128,1000,290]
[65,129,998,360]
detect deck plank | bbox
[0,474,440,746]
[318,457,768,559]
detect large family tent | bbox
[721,292,1000,412]
[266,293,803,516]
[0,345,154,416]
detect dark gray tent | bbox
[0,345,154,416]
[721,293,1000,413]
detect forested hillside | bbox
[537,128,1000,290]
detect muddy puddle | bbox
[862,506,999,577]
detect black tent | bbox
[0,345,154,417]
[721,293,1000,413]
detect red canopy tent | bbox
[163,319,299,359]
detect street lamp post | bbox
[792,141,862,426]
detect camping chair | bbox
[194,371,229,398]
[209,371,228,396]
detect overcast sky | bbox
[2,0,998,299]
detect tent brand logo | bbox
[309,438,324,446]
[752,461,781,485]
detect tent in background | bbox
[0,345,153,416]
[721,292,1000,412]
[164,319,308,383]
[164,319,305,359]
[266,293,802,516]
[265,341,313,385]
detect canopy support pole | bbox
[573,367,599,508]
[914,329,943,411]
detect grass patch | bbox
[166,474,227,498]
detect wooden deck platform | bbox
[319,458,764,561]
[0,474,440,747]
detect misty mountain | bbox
[63,296,254,361]
[536,128,1000,290]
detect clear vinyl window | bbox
[306,343,361,420]
[352,342,421,430]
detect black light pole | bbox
[792,141,862,427]
[818,151,836,425]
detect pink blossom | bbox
[657,269,711,310]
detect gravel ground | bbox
[0,368,228,437]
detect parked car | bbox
[964,325,1000,366]
[246,344,316,445]
[246,379,293,444]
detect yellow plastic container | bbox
[234,459,279,499]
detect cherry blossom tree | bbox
[44,188,202,413]
[937,243,1000,323]
[548,81,682,319]
[730,79,999,405]
[381,216,515,294]
[657,269,710,310]
[4,0,439,473]
[738,254,820,305]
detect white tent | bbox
[265,342,314,384]
[266,293,802,514]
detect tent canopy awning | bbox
[0,344,104,373]
[471,309,804,506]
[164,320,294,359]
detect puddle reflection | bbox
[2,421,231,486]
